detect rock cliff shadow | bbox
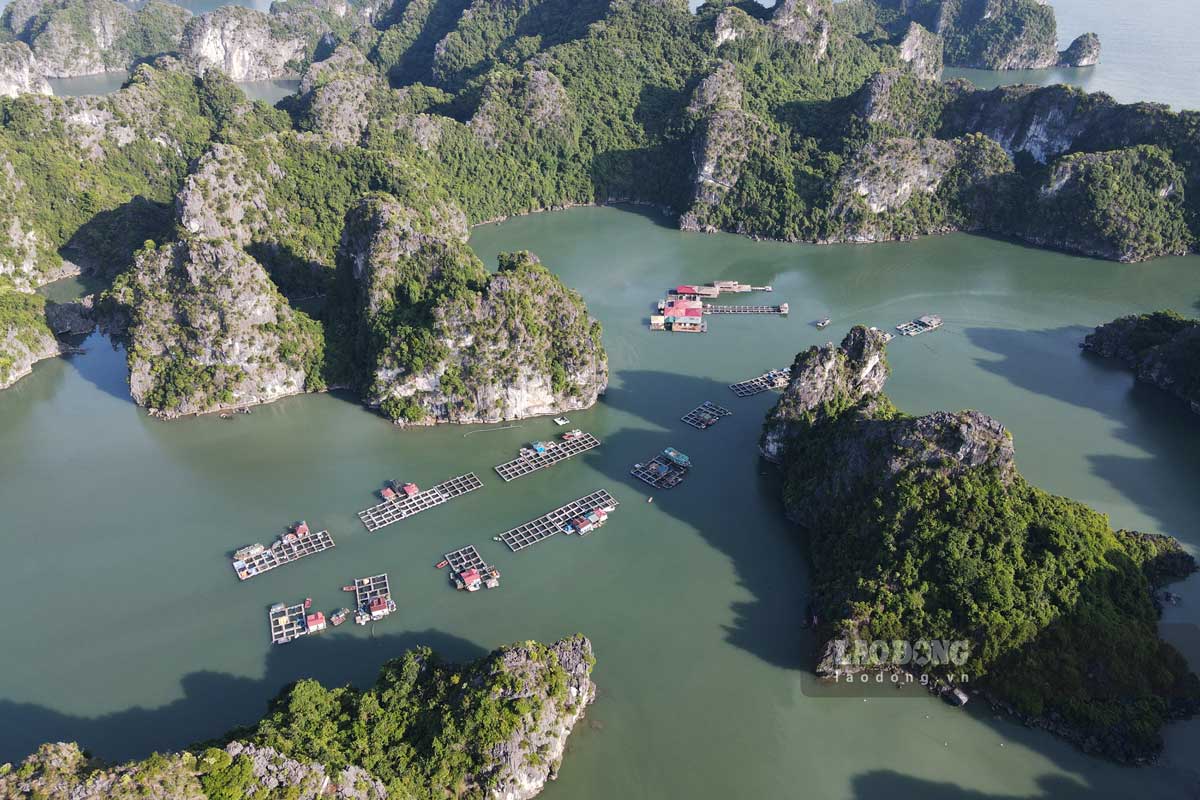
[580,368,813,672]
[965,325,1200,540]
[851,771,1097,800]
[62,196,173,281]
[0,629,486,764]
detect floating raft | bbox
[631,455,689,489]
[498,489,620,552]
[358,473,483,532]
[443,544,491,573]
[494,433,601,482]
[268,601,309,645]
[704,303,789,315]
[233,529,336,581]
[729,368,790,397]
[681,401,732,430]
[354,573,391,608]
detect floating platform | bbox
[498,489,620,552]
[352,573,396,623]
[630,449,691,489]
[443,544,501,590]
[681,401,732,430]
[704,303,789,315]
[232,528,336,581]
[896,315,943,336]
[729,369,790,397]
[494,433,601,482]
[443,544,491,573]
[268,601,309,645]
[358,472,483,532]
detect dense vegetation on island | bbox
[762,327,1200,762]
[1084,310,1200,415]
[0,0,1196,408]
[0,635,596,800]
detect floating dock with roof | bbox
[704,303,789,315]
[896,315,943,336]
[630,447,692,489]
[497,490,620,552]
[729,369,790,397]
[232,522,335,581]
[352,573,396,623]
[442,545,500,590]
[681,401,732,430]
[268,601,310,645]
[358,473,483,532]
[494,432,601,482]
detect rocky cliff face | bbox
[678,60,770,233]
[1059,31,1100,67]
[339,194,607,425]
[760,325,891,462]
[292,43,389,146]
[1083,311,1200,416]
[0,40,51,96]
[112,236,323,417]
[179,5,313,81]
[896,21,941,80]
[3,0,190,78]
[0,291,59,389]
[770,0,832,58]
[470,68,576,151]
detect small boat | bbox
[341,584,355,592]
[331,608,349,626]
[435,559,449,569]
[553,416,570,426]
[303,597,312,609]
[561,429,584,440]
[816,317,831,329]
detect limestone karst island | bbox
[1,0,1199,798]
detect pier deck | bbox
[681,401,732,430]
[268,602,309,645]
[233,530,336,581]
[358,473,483,532]
[631,456,689,489]
[704,304,789,315]
[498,490,620,552]
[444,545,490,573]
[494,433,601,482]
[729,369,790,397]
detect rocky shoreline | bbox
[1083,311,1200,416]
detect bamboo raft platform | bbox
[444,545,491,573]
[681,401,733,430]
[358,473,483,532]
[268,601,309,645]
[232,529,336,581]
[493,433,601,482]
[729,368,790,397]
[498,490,620,552]
[704,303,789,315]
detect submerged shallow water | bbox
[6,206,1200,798]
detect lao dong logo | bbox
[834,638,972,670]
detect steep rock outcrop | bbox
[0,41,51,96]
[112,236,323,417]
[0,290,59,390]
[852,69,959,137]
[1021,145,1192,262]
[1058,31,1100,67]
[760,325,891,462]
[1083,311,1200,416]
[771,0,832,58]
[180,6,313,81]
[291,43,389,146]
[469,68,575,151]
[896,21,942,80]
[339,194,606,424]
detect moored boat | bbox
[435,559,449,569]
[331,608,349,626]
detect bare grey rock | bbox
[0,40,51,96]
[1058,31,1100,67]
[897,21,942,80]
[771,0,832,58]
[180,5,311,81]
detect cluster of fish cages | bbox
[442,545,500,590]
[681,401,732,430]
[493,433,601,481]
[729,369,790,398]
[268,601,310,645]
[704,303,789,315]
[232,526,336,581]
[630,449,692,489]
[498,490,621,552]
[358,473,483,532]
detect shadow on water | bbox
[62,332,137,405]
[964,325,1200,539]
[0,629,486,764]
[851,772,1095,799]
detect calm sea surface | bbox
[5,208,1200,799]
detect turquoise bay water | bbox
[5,207,1200,799]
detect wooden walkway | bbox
[493,433,601,482]
[498,490,620,552]
[729,369,789,397]
[268,602,309,645]
[358,473,483,532]
[704,304,789,315]
[631,456,688,489]
[233,530,336,581]
[681,401,732,430]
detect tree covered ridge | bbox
[0,635,596,800]
[1083,310,1200,416]
[764,326,1200,763]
